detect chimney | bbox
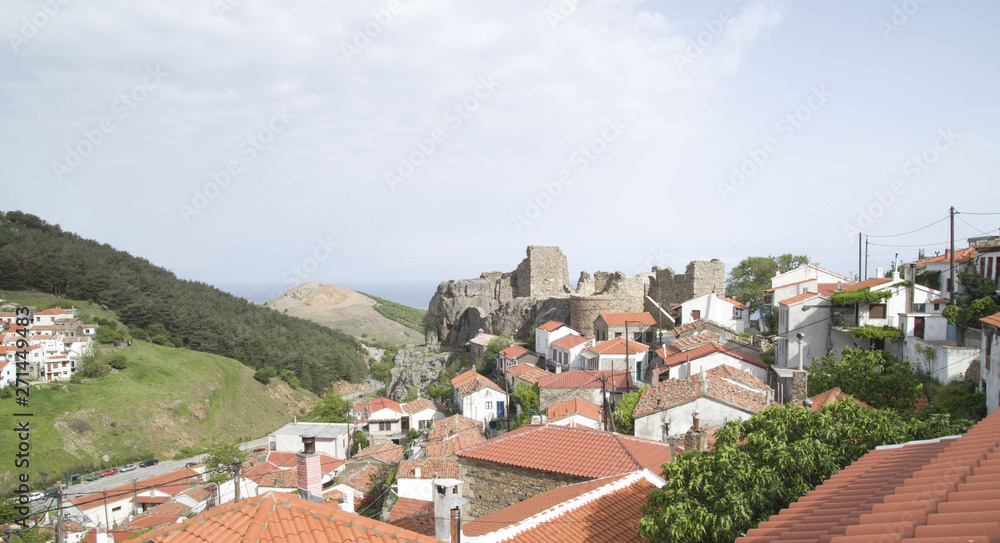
[684,412,708,452]
[918,248,925,261]
[699,369,708,394]
[339,492,354,513]
[296,432,322,503]
[415,466,422,479]
[692,412,700,430]
[433,478,465,542]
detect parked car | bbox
[120,464,137,472]
[253,448,267,453]
[100,468,118,477]
[84,471,100,481]
[139,459,159,468]
[184,462,198,468]
[28,492,44,502]
[43,487,59,499]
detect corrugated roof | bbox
[456,424,674,478]
[738,408,1000,543]
[462,471,661,542]
[598,312,657,326]
[135,491,442,543]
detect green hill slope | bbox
[0,340,317,495]
[0,211,367,392]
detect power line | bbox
[956,216,995,237]
[956,211,1000,216]
[869,241,949,248]
[865,216,949,238]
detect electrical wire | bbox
[865,216,950,238]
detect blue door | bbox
[496,401,505,418]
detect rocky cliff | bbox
[386,347,464,401]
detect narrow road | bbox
[341,377,382,401]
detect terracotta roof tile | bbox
[587,336,650,355]
[136,491,441,542]
[425,415,487,458]
[672,318,737,337]
[456,424,674,478]
[547,398,602,423]
[718,296,747,310]
[777,291,820,306]
[981,312,1000,329]
[550,334,590,350]
[451,370,504,396]
[598,312,657,326]
[390,508,436,537]
[919,247,976,264]
[670,331,722,351]
[402,397,446,415]
[537,370,632,389]
[537,321,567,332]
[463,471,662,542]
[397,458,459,479]
[807,387,871,411]
[841,277,894,291]
[635,365,771,417]
[499,345,530,359]
[658,342,766,371]
[507,363,550,384]
[354,441,404,465]
[389,498,434,523]
[469,333,497,347]
[363,397,404,417]
[338,464,383,495]
[737,408,1000,543]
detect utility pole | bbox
[232,461,241,502]
[858,232,862,282]
[55,484,64,543]
[864,237,869,280]
[601,374,609,432]
[950,206,956,304]
[624,321,631,394]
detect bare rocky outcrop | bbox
[387,347,464,402]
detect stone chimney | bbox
[433,478,464,542]
[790,370,809,406]
[296,432,322,503]
[684,412,708,452]
[699,368,708,394]
[918,248,925,261]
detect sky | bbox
[2,0,999,307]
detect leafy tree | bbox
[204,442,246,472]
[0,496,24,524]
[368,360,393,385]
[278,369,300,389]
[612,387,645,434]
[427,381,454,404]
[254,366,277,384]
[943,261,1000,346]
[485,331,514,362]
[725,255,810,315]
[107,352,128,370]
[77,355,111,379]
[97,326,123,344]
[943,297,998,347]
[639,401,973,543]
[357,464,397,519]
[511,382,539,429]
[405,428,421,442]
[762,307,779,335]
[807,348,919,410]
[914,265,941,290]
[404,385,419,402]
[924,379,987,422]
[310,390,352,423]
[350,430,368,457]
[129,327,149,341]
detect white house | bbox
[911,247,977,301]
[268,422,352,460]
[0,361,15,388]
[633,365,773,441]
[468,332,496,359]
[497,345,539,376]
[592,312,657,345]
[770,264,850,291]
[582,337,650,385]
[452,369,507,424]
[360,397,407,441]
[401,398,447,431]
[981,312,1000,414]
[548,334,592,373]
[677,293,749,333]
[32,307,75,326]
[546,398,602,429]
[654,342,768,383]
[534,320,580,360]
[774,291,832,370]
[395,458,459,502]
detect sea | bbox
[216,280,440,310]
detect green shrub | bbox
[130,328,149,341]
[107,352,128,370]
[278,369,300,389]
[254,366,277,385]
[97,326,123,344]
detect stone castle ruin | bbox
[426,246,724,347]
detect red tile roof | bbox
[397,458,459,479]
[338,464,383,495]
[456,424,674,478]
[671,318,737,337]
[841,277,894,291]
[981,312,1000,329]
[670,330,721,351]
[135,491,441,543]
[469,333,497,347]
[401,397,446,415]
[537,370,632,389]
[587,336,650,355]
[920,246,976,263]
[364,397,404,418]
[658,343,766,371]
[765,278,815,292]
[507,363,550,384]
[243,462,299,488]
[634,365,771,417]
[353,441,404,465]
[653,345,681,359]
[264,452,344,474]
[463,471,662,542]
[499,345,530,359]
[537,321,567,332]
[547,398,602,423]
[807,387,871,411]
[718,296,747,310]
[550,334,590,350]
[425,415,487,458]
[390,508,436,538]
[452,369,504,396]
[124,501,193,530]
[738,408,1000,543]
[598,312,657,326]
[389,498,434,523]
[777,291,820,306]
[36,308,73,315]
[427,414,482,440]
[817,282,841,297]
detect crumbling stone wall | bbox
[648,260,726,310]
[458,456,589,520]
[511,246,572,298]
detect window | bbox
[633,332,641,341]
[691,310,701,321]
[378,421,392,431]
[614,332,622,338]
[485,401,492,410]
[419,419,431,429]
[869,304,887,319]
[645,331,654,343]
[112,506,122,512]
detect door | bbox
[496,401,505,418]
[401,417,409,432]
[914,317,925,340]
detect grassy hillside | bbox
[0,340,317,495]
[361,292,426,332]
